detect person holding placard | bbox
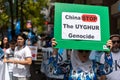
[51,38,108,80]
[46,38,71,80]
[3,40,16,80]
[100,34,120,80]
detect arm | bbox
[4,46,32,65]
[4,57,32,65]
[98,51,106,80]
[51,38,58,56]
[14,57,32,65]
[99,40,113,80]
[99,75,106,80]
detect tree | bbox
[0,0,9,28]
[20,0,49,34]
[0,0,49,34]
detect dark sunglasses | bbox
[112,40,120,44]
[78,50,90,53]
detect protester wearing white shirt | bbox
[4,40,16,80]
[4,33,32,80]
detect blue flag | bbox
[58,49,64,55]
[7,27,12,41]
[15,20,21,35]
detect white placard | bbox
[29,46,38,60]
[62,12,101,41]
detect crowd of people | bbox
[1,33,32,80]
[48,34,120,80]
[0,29,120,80]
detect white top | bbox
[100,50,120,80]
[5,48,14,72]
[13,46,32,77]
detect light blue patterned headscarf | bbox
[0,48,4,59]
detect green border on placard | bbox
[54,3,110,51]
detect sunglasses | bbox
[78,50,90,53]
[112,40,120,44]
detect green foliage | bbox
[22,0,49,34]
[36,25,43,34]
[0,0,49,34]
[0,0,9,27]
[0,13,9,25]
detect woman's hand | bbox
[51,38,58,55]
[3,58,8,63]
[51,38,57,47]
[3,58,14,63]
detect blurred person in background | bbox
[3,40,16,80]
[4,33,32,80]
[89,50,104,63]
[0,36,9,53]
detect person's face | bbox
[17,36,25,46]
[77,50,90,63]
[111,37,120,53]
[10,44,16,50]
[3,37,8,44]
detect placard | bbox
[54,3,110,51]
